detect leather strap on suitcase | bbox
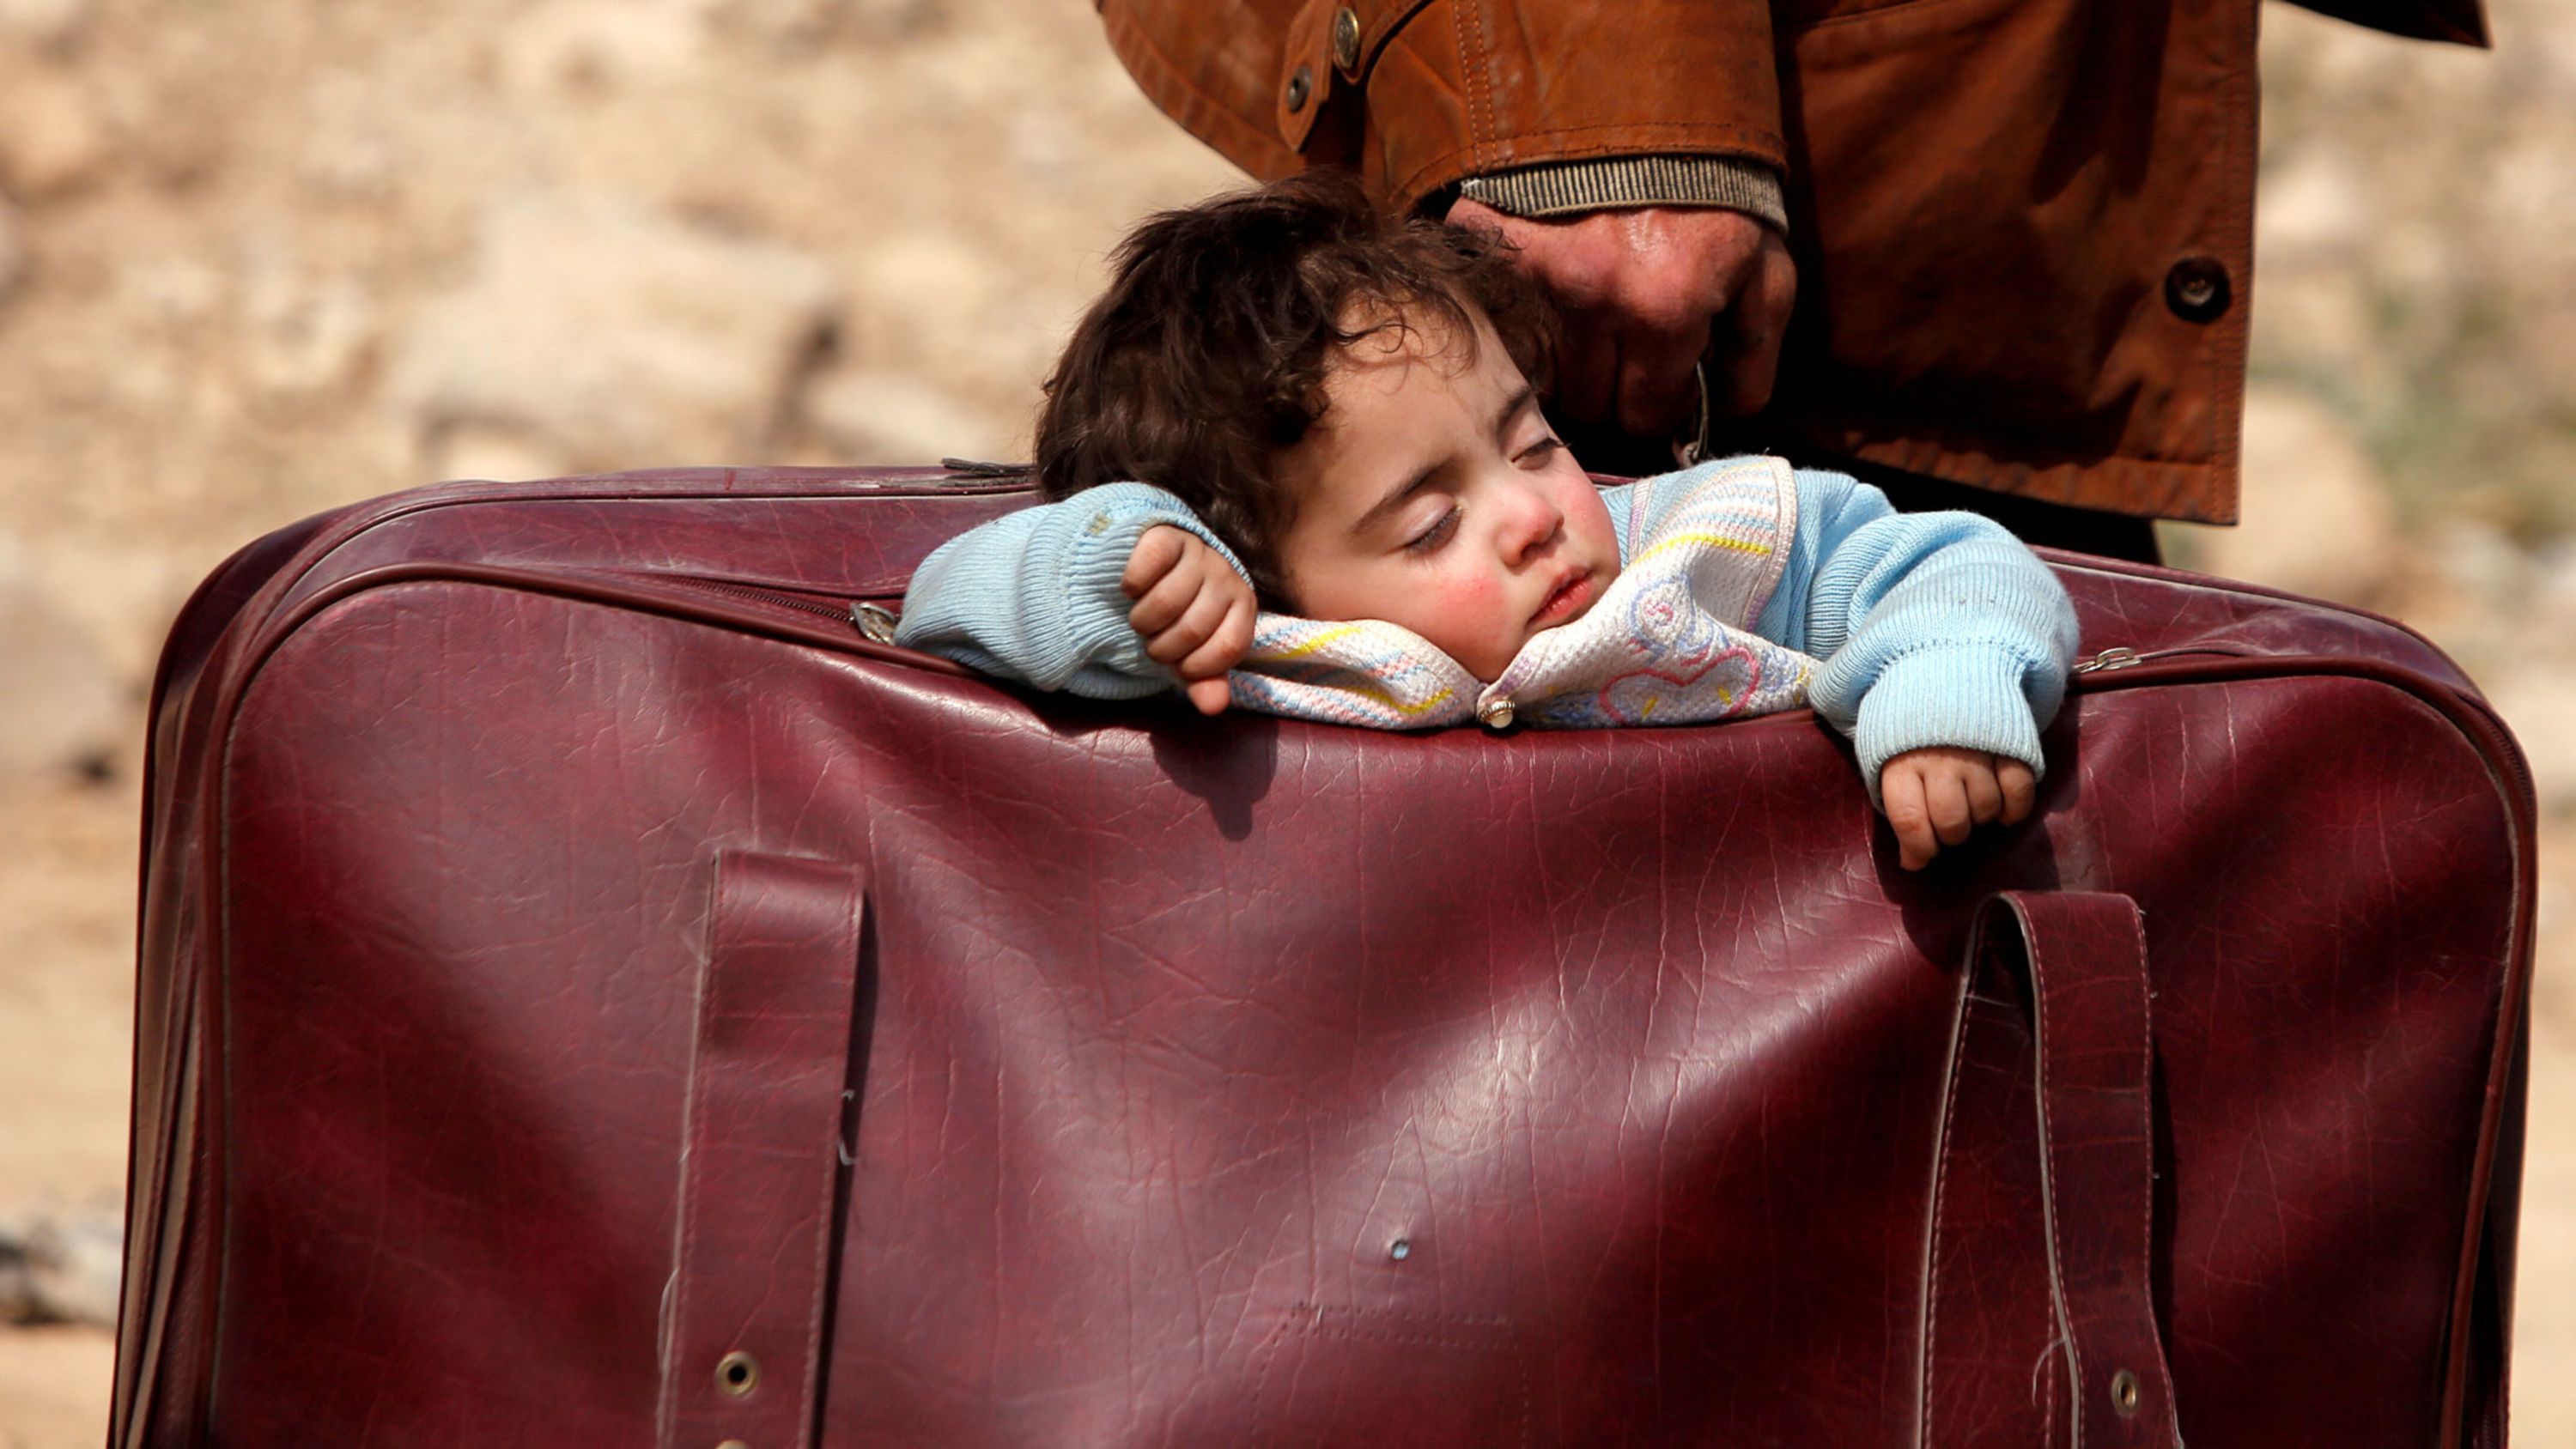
[1925,892,2180,1447]
[659,852,868,1448]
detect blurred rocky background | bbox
[0,0,2568,1441]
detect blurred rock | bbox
[116,252,225,327]
[845,0,943,39]
[708,0,864,48]
[424,421,569,484]
[388,193,840,469]
[0,68,106,198]
[0,1201,120,1328]
[2506,11,2576,102]
[298,125,398,203]
[805,367,1010,464]
[0,538,125,779]
[709,0,943,45]
[2432,518,2537,618]
[0,196,21,301]
[0,0,88,47]
[2256,144,2365,265]
[2489,668,2576,814]
[82,51,228,190]
[848,229,996,344]
[1010,107,1078,188]
[2195,385,2400,606]
[501,0,709,94]
[2535,538,2576,633]
[240,264,376,397]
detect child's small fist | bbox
[1878,747,2038,871]
[1122,526,1256,715]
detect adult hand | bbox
[1122,525,1256,716]
[1448,199,1796,441]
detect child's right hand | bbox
[1122,526,1256,716]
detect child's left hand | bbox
[1879,747,2038,871]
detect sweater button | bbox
[2164,257,2231,323]
[1333,8,1362,76]
[1477,698,1515,730]
[1285,64,1313,113]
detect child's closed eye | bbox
[1515,437,1562,467]
[1403,505,1460,555]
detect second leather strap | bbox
[1920,889,2181,1448]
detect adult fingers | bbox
[1603,213,1733,436]
[1552,312,1619,424]
[1613,310,1712,438]
[1708,236,1796,416]
[1998,759,2039,823]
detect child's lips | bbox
[1531,568,1595,627]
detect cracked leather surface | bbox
[117,470,2530,1446]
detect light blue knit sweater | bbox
[895,461,2081,790]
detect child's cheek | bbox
[1422,568,1513,663]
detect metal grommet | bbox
[716,1349,761,1397]
[2163,256,2230,323]
[2109,1367,2142,1418]
[1285,64,1313,113]
[1332,7,1362,75]
[1388,1238,1412,1261]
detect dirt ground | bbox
[3,1,2571,1443]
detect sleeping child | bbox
[894,174,2080,870]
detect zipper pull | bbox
[852,602,899,644]
[2073,646,2143,675]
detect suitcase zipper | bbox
[633,575,899,629]
[581,577,2539,828]
[2073,644,2249,675]
[629,575,920,647]
[633,603,2246,679]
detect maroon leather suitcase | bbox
[112,464,2533,1446]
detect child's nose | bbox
[1497,477,1564,563]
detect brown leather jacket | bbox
[1098,0,2486,524]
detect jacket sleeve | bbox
[1752,469,2081,797]
[1096,0,1786,211]
[893,482,1250,700]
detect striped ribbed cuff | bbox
[1456,155,1787,233]
[1852,645,2047,809]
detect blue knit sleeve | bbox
[893,482,1250,700]
[1752,469,2081,799]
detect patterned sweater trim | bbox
[1230,455,1815,731]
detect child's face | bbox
[1273,311,1621,682]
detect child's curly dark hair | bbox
[1034,172,1554,606]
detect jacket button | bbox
[1333,8,1362,76]
[1285,63,1313,113]
[2164,257,2231,323]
